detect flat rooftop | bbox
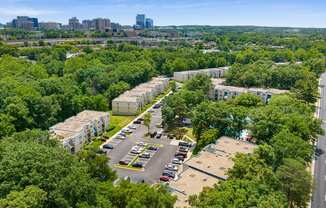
[113,95,140,103]
[185,136,256,180]
[76,110,108,120]
[51,118,88,132]
[170,168,218,208]
[174,67,229,75]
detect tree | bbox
[271,129,313,168]
[194,129,219,154]
[144,113,152,134]
[0,114,15,139]
[276,158,312,208]
[169,80,177,92]
[0,186,47,208]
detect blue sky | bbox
[0,0,326,27]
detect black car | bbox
[155,133,162,139]
[178,147,189,153]
[153,104,161,109]
[133,120,141,124]
[119,160,129,165]
[103,144,114,149]
[132,162,143,168]
[162,170,175,178]
[150,131,157,138]
[179,141,191,148]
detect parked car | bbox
[123,128,132,133]
[165,163,178,172]
[133,120,142,124]
[129,125,137,130]
[175,152,187,158]
[155,133,162,139]
[148,146,159,151]
[116,135,126,140]
[159,175,170,182]
[132,162,143,168]
[138,118,144,121]
[119,132,127,137]
[139,152,151,159]
[172,158,182,165]
[153,104,161,109]
[119,160,129,165]
[150,131,157,138]
[162,170,175,178]
[103,144,114,149]
[175,155,185,161]
[179,141,191,148]
[178,147,189,153]
[148,109,155,113]
[168,134,175,140]
[131,146,143,154]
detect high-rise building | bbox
[68,17,81,30]
[93,18,111,32]
[11,16,39,30]
[82,20,93,30]
[136,14,146,29]
[145,18,154,29]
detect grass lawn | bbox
[105,111,135,138]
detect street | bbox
[312,72,326,208]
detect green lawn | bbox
[105,111,135,138]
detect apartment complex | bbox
[49,110,109,154]
[173,67,229,82]
[112,77,169,115]
[209,78,289,103]
[170,137,257,207]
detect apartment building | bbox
[112,77,170,115]
[173,67,229,82]
[209,78,289,103]
[49,110,109,154]
[170,137,257,207]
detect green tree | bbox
[0,186,47,208]
[144,113,152,134]
[276,158,312,208]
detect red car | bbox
[159,175,170,182]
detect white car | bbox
[172,158,182,165]
[129,125,137,130]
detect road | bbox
[312,72,326,208]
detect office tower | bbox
[69,17,81,30]
[145,18,154,29]
[11,16,39,30]
[136,14,146,29]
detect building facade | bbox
[112,77,169,115]
[136,14,146,29]
[145,18,154,29]
[69,17,81,30]
[173,67,229,82]
[11,16,39,30]
[49,110,109,154]
[209,78,289,103]
[39,22,61,30]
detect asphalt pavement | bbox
[106,105,179,184]
[311,72,326,208]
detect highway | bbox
[311,72,326,208]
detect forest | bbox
[0,29,325,207]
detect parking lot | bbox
[103,101,183,184]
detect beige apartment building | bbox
[112,77,170,115]
[49,110,109,154]
[209,78,289,103]
[173,67,229,82]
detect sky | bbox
[0,0,326,28]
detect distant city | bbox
[1,14,154,32]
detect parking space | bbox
[100,93,196,184]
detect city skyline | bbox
[0,0,326,28]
